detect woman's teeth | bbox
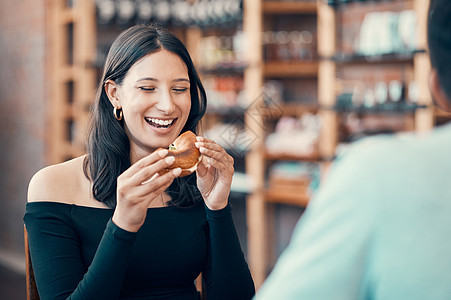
[145,118,175,128]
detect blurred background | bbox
[0,1,46,298]
[1,0,450,297]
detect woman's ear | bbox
[104,79,121,108]
[429,69,451,112]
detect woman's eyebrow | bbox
[137,77,158,82]
[136,77,190,83]
[173,78,190,83]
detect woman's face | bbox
[112,49,192,161]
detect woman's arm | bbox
[194,136,255,299]
[202,204,255,300]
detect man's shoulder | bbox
[339,124,451,167]
[333,134,405,173]
[325,124,451,194]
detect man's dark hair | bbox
[428,0,451,100]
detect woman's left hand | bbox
[195,136,234,210]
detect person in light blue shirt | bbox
[255,0,451,299]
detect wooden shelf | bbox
[198,64,247,75]
[205,106,246,116]
[205,103,317,119]
[265,187,310,207]
[264,61,319,77]
[260,103,318,120]
[328,0,414,8]
[262,1,317,14]
[332,103,427,115]
[264,151,320,162]
[333,50,425,65]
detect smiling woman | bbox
[87,25,207,209]
[23,24,255,300]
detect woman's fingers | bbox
[122,149,168,177]
[120,167,181,201]
[139,167,182,196]
[116,149,180,201]
[195,140,233,170]
[134,155,175,184]
[196,136,224,152]
[194,136,232,210]
[196,156,209,177]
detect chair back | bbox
[196,273,207,299]
[24,225,40,300]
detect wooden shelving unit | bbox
[243,0,434,289]
[260,103,317,118]
[48,0,96,164]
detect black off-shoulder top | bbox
[23,201,255,300]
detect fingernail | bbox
[165,156,175,164]
[159,149,168,157]
[196,136,203,141]
[173,168,182,176]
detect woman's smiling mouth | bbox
[145,117,176,128]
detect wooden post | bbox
[24,226,39,300]
[317,0,337,159]
[243,0,267,289]
[49,0,68,163]
[185,27,202,67]
[413,0,433,132]
[74,0,97,153]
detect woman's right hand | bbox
[112,149,181,232]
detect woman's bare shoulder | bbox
[27,155,90,204]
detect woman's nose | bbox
[155,90,175,114]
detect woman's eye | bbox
[173,88,189,93]
[139,87,155,92]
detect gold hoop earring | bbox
[113,107,123,121]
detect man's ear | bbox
[429,69,451,112]
[104,79,121,108]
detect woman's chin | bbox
[144,130,182,149]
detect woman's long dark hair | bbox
[83,24,207,209]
